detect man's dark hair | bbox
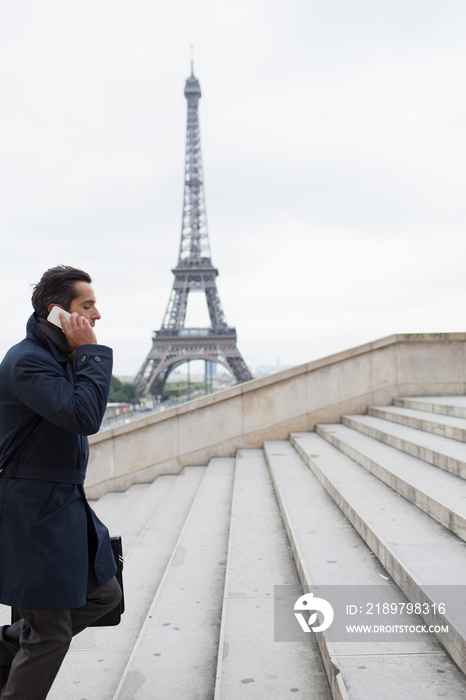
[31,265,92,318]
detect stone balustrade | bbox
[86,332,466,498]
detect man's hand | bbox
[60,312,97,349]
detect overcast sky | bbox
[1,1,466,377]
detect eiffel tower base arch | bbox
[134,329,252,397]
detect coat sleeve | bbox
[9,345,113,435]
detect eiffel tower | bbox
[134,65,253,397]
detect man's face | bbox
[69,281,101,327]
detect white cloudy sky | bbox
[1,1,465,376]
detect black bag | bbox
[11,536,125,626]
[90,535,125,626]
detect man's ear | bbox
[47,303,63,314]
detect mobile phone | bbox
[47,306,72,329]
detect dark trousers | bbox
[0,568,121,700]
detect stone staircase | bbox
[2,396,466,698]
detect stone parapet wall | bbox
[86,333,466,498]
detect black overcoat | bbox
[0,314,116,609]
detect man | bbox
[0,266,121,699]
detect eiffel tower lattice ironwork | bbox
[134,66,252,397]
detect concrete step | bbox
[342,413,466,479]
[316,422,466,542]
[86,481,161,531]
[264,439,466,699]
[291,432,466,683]
[214,449,331,700]
[368,404,466,443]
[114,458,235,700]
[90,476,179,550]
[395,395,466,419]
[48,467,206,700]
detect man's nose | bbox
[93,307,102,320]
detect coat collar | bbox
[37,318,74,356]
[26,314,72,366]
